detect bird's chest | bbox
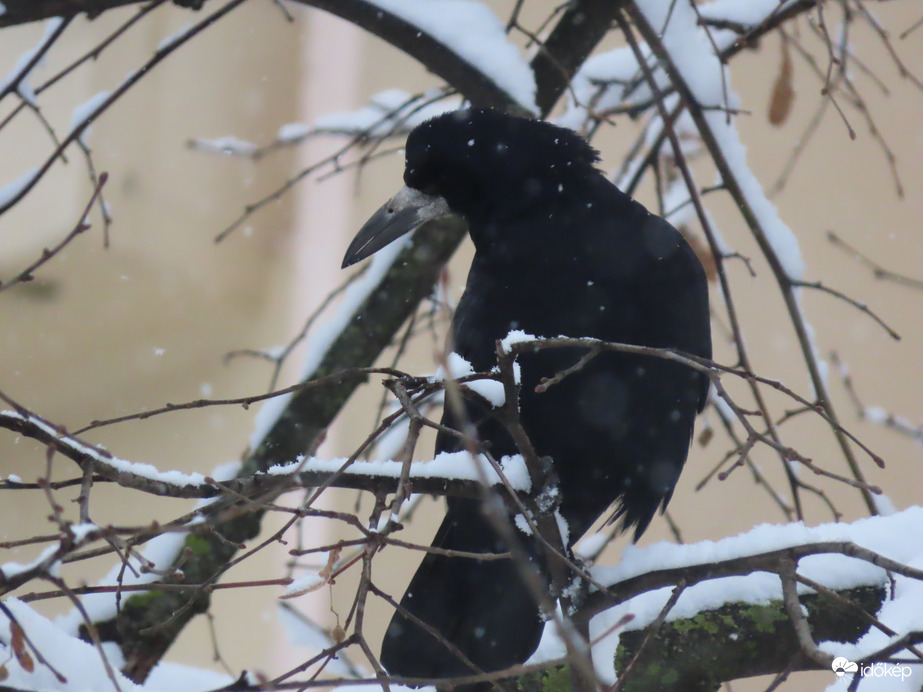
[450,257,638,372]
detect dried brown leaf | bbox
[769,39,794,126]
[10,622,34,673]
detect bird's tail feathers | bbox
[380,497,546,684]
[606,486,674,542]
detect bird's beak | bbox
[342,185,452,268]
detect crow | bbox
[342,109,711,687]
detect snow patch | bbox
[1,411,210,490]
[266,451,531,492]
[500,329,538,350]
[463,377,505,407]
[190,136,258,156]
[0,167,39,208]
[157,22,195,52]
[366,1,536,113]
[314,88,459,136]
[0,18,64,106]
[70,90,111,146]
[278,121,313,142]
[1,544,60,580]
[0,599,143,691]
[636,0,805,281]
[285,572,325,595]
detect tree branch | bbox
[293,0,533,115]
[530,0,624,115]
[609,584,885,692]
[0,0,159,28]
[623,0,877,515]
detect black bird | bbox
[342,109,711,686]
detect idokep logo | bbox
[831,657,858,676]
[832,656,914,681]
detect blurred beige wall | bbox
[0,1,305,672]
[0,2,921,688]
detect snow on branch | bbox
[189,88,460,159]
[0,408,530,502]
[622,0,878,519]
[561,0,815,132]
[0,0,249,219]
[539,509,923,688]
[364,0,536,114]
[0,329,885,508]
[635,0,805,282]
[0,16,69,104]
[304,0,537,116]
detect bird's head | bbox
[342,109,601,268]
